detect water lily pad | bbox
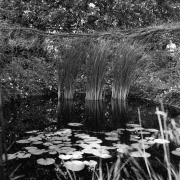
[43,142,53,146]
[83,160,97,168]
[53,141,63,144]
[134,127,144,131]
[71,154,83,159]
[138,139,147,143]
[24,146,37,150]
[144,140,155,145]
[25,130,39,134]
[2,153,16,161]
[93,152,112,159]
[83,137,98,141]
[50,136,65,141]
[137,131,150,135]
[88,143,101,148]
[28,137,42,141]
[49,145,58,150]
[105,132,119,136]
[105,137,119,141]
[113,143,129,149]
[117,128,125,131]
[146,129,159,133]
[49,150,57,155]
[37,158,55,165]
[171,150,180,156]
[75,133,90,138]
[68,123,83,127]
[130,135,140,139]
[154,139,170,144]
[117,148,128,154]
[55,129,72,136]
[127,124,141,127]
[61,147,76,151]
[78,143,89,148]
[85,139,102,144]
[83,148,98,154]
[59,154,73,160]
[16,151,31,159]
[64,160,85,171]
[64,143,72,147]
[16,140,30,144]
[127,129,137,132]
[28,149,44,155]
[130,151,151,158]
[131,143,149,149]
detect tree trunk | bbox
[0,86,9,180]
[0,87,5,180]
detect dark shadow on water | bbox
[111,99,131,144]
[57,99,75,129]
[84,100,105,132]
[111,99,128,129]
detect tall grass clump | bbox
[112,41,144,100]
[85,39,111,100]
[58,38,88,99]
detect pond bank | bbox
[129,85,180,117]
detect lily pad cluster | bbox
[8,122,174,172]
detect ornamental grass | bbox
[111,41,144,100]
[58,38,88,99]
[85,40,111,100]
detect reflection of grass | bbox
[112,41,143,100]
[85,40,110,100]
[85,100,104,131]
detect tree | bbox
[1,0,180,32]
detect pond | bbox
[3,94,180,180]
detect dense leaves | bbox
[1,0,180,32]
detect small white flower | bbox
[89,3,95,8]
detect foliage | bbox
[85,39,111,100]
[1,0,180,32]
[111,41,144,100]
[0,21,58,102]
[58,38,89,99]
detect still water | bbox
[4,94,164,135]
[2,94,180,180]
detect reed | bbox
[111,41,143,100]
[59,38,87,99]
[85,40,111,100]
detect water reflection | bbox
[111,100,130,144]
[58,99,75,128]
[4,94,175,136]
[84,100,105,132]
[111,100,128,129]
